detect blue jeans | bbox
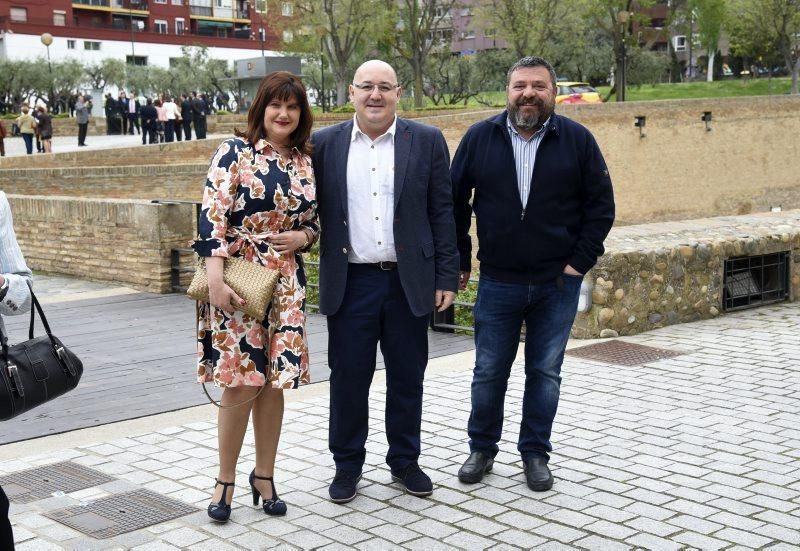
[21,133,33,154]
[468,273,582,462]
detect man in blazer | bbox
[312,60,459,503]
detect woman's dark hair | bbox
[235,71,313,155]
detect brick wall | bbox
[7,195,195,293]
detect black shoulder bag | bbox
[0,282,83,421]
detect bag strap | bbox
[194,301,266,409]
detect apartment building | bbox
[0,0,280,68]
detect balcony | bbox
[73,0,150,12]
[190,6,213,17]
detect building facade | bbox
[0,0,281,68]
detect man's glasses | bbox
[351,82,400,94]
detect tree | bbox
[585,0,655,101]
[728,0,800,93]
[476,0,584,61]
[689,0,726,81]
[50,60,85,113]
[271,0,383,106]
[84,59,126,91]
[390,0,459,108]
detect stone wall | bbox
[572,210,800,338]
[7,195,195,293]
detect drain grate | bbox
[0,461,116,504]
[45,488,198,538]
[567,340,685,366]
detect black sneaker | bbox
[328,469,362,504]
[390,463,433,497]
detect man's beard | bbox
[508,97,554,132]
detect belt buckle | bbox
[378,261,393,271]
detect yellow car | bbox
[555,82,603,104]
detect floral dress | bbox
[193,137,318,389]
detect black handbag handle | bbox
[0,281,76,375]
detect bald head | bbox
[353,60,397,84]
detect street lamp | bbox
[41,33,54,111]
[616,11,630,102]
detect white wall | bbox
[0,32,279,69]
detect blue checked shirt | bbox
[506,116,550,210]
[0,191,32,327]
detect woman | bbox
[154,99,167,143]
[14,105,36,155]
[36,106,53,153]
[0,119,6,157]
[0,190,33,549]
[193,71,318,523]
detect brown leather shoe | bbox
[523,457,553,491]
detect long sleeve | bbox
[450,128,476,273]
[427,129,459,292]
[0,192,32,316]
[192,140,240,258]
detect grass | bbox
[596,77,793,101]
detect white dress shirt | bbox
[163,101,178,120]
[346,115,397,263]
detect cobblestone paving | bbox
[4,302,799,550]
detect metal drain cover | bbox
[46,488,198,538]
[567,340,685,366]
[0,461,116,504]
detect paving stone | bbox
[715,527,774,548]
[625,532,684,551]
[574,535,632,551]
[532,523,588,543]
[442,530,497,550]
[458,497,509,517]
[673,530,730,550]
[354,537,405,551]
[280,529,333,549]
[405,536,456,551]
[625,516,681,537]
[583,519,637,539]
[160,527,208,547]
[320,525,372,545]
[754,523,800,545]
[368,523,419,543]
[494,528,548,548]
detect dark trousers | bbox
[182,119,192,141]
[77,123,88,145]
[128,113,140,134]
[165,120,175,142]
[21,133,33,154]
[0,137,5,156]
[142,122,157,144]
[468,274,581,462]
[174,121,183,141]
[1,484,13,550]
[120,115,128,135]
[327,264,429,471]
[194,116,207,139]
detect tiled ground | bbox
[3,302,799,550]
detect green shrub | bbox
[330,104,355,113]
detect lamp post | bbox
[616,10,630,102]
[40,33,54,111]
[320,36,326,113]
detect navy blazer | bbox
[311,117,459,317]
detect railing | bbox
[73,0,150,10]
[156,198,475,332]
[0,14,256,41]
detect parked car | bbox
[555,82,603,104]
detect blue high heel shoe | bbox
[207,479,234,523]
[250,469,287,516]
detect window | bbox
[460,30,475,40]
[282,30,293,42]
[53,11,66,26]
[175,18,185,35]
[84,41,101,51]
[154,0,167,4]
[67,40,76,49]
[172,0,183,4]
[155,20,168,33]
[127,55,147,66]
[255,0,267,13]
[672,35,686,52]
[281,2,293,16]
[484,28,495,38]
[9,7,27,22]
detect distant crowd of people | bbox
[4,103,54,155]
[104,91,214,144]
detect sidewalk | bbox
[2,301,799,550]
[0,133,225,158]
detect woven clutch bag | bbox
[187,256,280,322]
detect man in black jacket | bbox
[180,93,193,141]
[451,56,614,492]
[139,98,158,145]
[191,92,206,139]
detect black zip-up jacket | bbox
[451,111,615,284]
